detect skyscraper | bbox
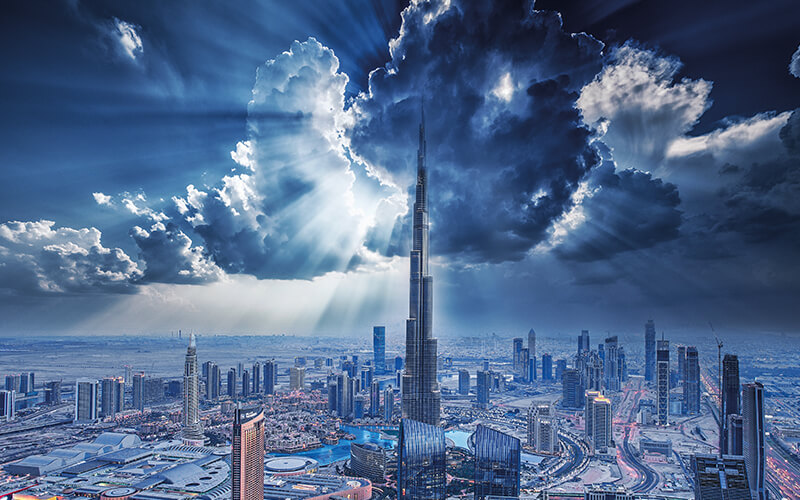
[227,368,237,398]
[584,390,600,444]
[590,394,612,454]
[337,373,352,417]
[45,380,61,405]
[370,380,381,417]
[398,418,446,500]
[683,347,700,415]
[75,379,99,423]
[263,360,275,395]
[692,454,751,500]
[383,386,394,422]
[519,348,530,381]
[541,353,553,381]
[727,414,744,456]
[512,338,524,372]
[182,333,204,445]
[290,367,305,391]
[562,369,582,408]
[645,320,656,382]
[604,336,620,392]
[528,328,536,363]
[677,345,687,386]
[373,326,386,373]
[458,369,470,395]
[252,362,261,394]
[474,424,521,499]
[241,369,250,397]
[578,329,590,355]
[133,372,145,411]
[477,370,490,409]
[721,354,740,454]
[528,403,558,454]
[401,106,441,427]
[656,338,670,426]
[207,363,221,400]
[0,390,15,422]
[742,381,765,500]
[101,377,123,418]
[231,406,265,500]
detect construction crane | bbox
[710,322,724,457]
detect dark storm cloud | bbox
[130,222,222,284]
[351,0,605,262]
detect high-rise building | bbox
[527,357,536,382]
[207,363,221,400]
[618,347,627,383]
[528,403,558,454]
[401,108,441,427]
[373,326,386,373]
[742,382,765,500]
[5,374,20,393]
[578,330,590,355]
[692,454,751,500]
[727,414,744,456]
[584,391,600,443]
[474,424,521,499]
[241,369,250,397]
[100,377,123,418]
[458,369,470,395]
[132,372,145,411]
[512,338,524,373]
[722,354,740,453]
[263,360,275,395]
[383,386,394,422]
[370,380,381,417]
[555,359,566,382]
[656,339,670,426]
[604,336,620,392]
[677,345,687,386]
[683,347,700,415]
[398,418,446,500]
[519,348,530,381]
[590,394,612,454]
[541,354,553,381]
[227,368,237,398]
[290,367,305,391]
[182,334,204,445]
[45,380,61,404]
[528,328,536,361]
[337,373,352,417]
[75,379,99,423]
[0,390,15,422]
[361,366,374,389]
[645,320,656,382]
[562,369,582,408]
[477,370,490,409]
[583,352,602,392]
[252,362,261,394]
[231,406,265,500]
[354,394,366,420]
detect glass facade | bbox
[373,326,386,373]
[398,418,445,500]
[474,424,520,499]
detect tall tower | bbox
[231,406,265,500]
[721,354,740,453]
[656,338,670,425]
[182,333,204,445]
[402,104,441,426]
[374,326,386,373]
[742,382,765,500]
[644,320,656,381]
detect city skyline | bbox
[0,0,798,337]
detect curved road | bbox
[620,425,659,492]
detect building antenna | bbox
[710,321,723,457]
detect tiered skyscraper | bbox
[182,333,204,445]
[401,106,440,426]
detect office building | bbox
[207,363,221,400]
[645,320,656,382]
[0,390,14,421]
[474,424,521,499]
[512,338,524,373]
[578,329,590,355]
[742,381,765,500]
[75,379,99,423]
[182,333,204,445]
[692,453,750,500]
[585,487,636,500]
[354,394,366,420]
[241,369,251,397]
[132,372,145,411]
[100,376,124,418]
[361,366,374,389]
[458,369,470,395]
[290,367,305,391]
[5,374,20,393]
[528,403,559,454]
[227,368,237,398]
[604,336,620,392]
[683,346,700,415]
[542,353,553,381]
[656,338,670,425]
[555,359,566,382]
[519,347,530,382]
[263,360,275,395]
[337,373,352,417]
[350,442,386,484]
[477,370,491,409]
[584,390,600,442]
[401,108,441,426]
[231,406,265,500]
[528,328,536,363]
[583,351,603,392]
[590,394,613,454]
[527,357,536,383]
[722,354,740,453]
[370,380,381,417]
[373,326,386,373]
[562,368,582,408]
[45,380,61,404]
[727,414,744,456]
[383,386,394,422]
[677,345,687,386]
[252,362,261,394]
[398,418,446,500]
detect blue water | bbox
[271,425,396,465]
[447,430,472,449]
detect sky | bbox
[0,0,798,338]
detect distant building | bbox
[231,406,265,500]
[458,369,470,395]
[370,380,381,417]
[474,424,521,500]
[477,370,491,408]
[354,394,366,420]
[350,442,386,484]
[639,437,672,456]
[512,338,524,373]
[692,453,750,500]
[398,418,445,500]
[527,357,536,383]
[586,392,612,454]
[263,360,276,395]
[585,486,635,500]
[290,367,305,391]
[528,403,558,454]
[182,333,204,445]
[555,359,566,382]
[519,347,530,382]
[337,373,352,417]
[132,372,145,411]
[528,328,536,365]
[383,386,394,422]
[562,369,582,408]
[604,336,620,392]
[45,380,61,404]
[722,354,740,453]
[645,320,656,382]
[241,368,250,397]
[207,363,221,400]
[252,362,261,394]
[683,346,700,415]
[742,381,766,500]
[75,378,99,423]
[373,326,386,373]
[100,377,124,418]
[578,329,590,356]
[0,390,15,421]
[542,354,553,381]
[227,368,237,398]
[395,355,403,371]
[656,338,670,425]
[677,345,687,386]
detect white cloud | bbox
[121,193,168,222]
[790,44,800,79]
[92,192,112,206]
[114,18,143,61]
